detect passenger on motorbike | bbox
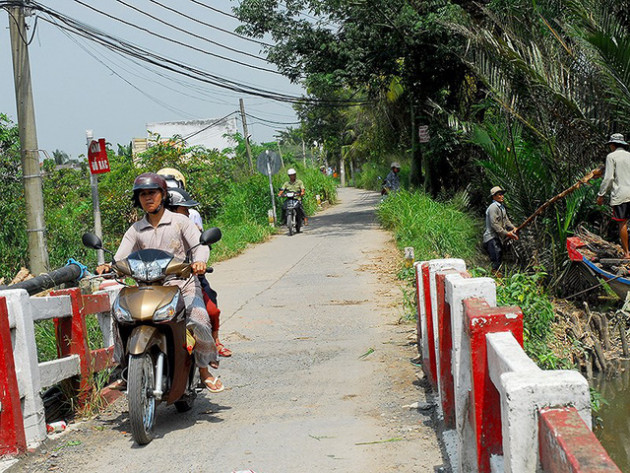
[97,173,223,392]
[278,168,307,227]
[167,187,232,358]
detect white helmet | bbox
[287,168,297,175]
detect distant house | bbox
[132,117,238,158]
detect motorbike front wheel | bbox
[128,353,156,445]
[287,211,294,236]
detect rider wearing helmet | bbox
[278,168,307,227]
[382,162,401,195]
[157,167,186,189]
[157,168,203,230]
[97,173,224,392]
[166,185,232,358]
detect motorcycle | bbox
[281,190,304,236]
[81,227,222,445]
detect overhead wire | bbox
[115,0,270,62]
[71,0,281,75]
[152,0,274,49]
[2,0,370,106]
[182,111,240,140]
[246,112,301,125]
[55,20,197,117]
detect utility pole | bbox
[86,130,104,265]
[239,98,254,173]
[9,5,49,275]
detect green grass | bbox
[377,189,482,261]
[35,316,104,363]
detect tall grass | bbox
[377,189,482,261]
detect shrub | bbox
[377,189,482,261]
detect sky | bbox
[0,0,304,160]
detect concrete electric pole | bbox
[9,5,49,274]
[239,98,254,173]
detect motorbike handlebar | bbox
[206,267,214,273]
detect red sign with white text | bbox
[88,138,110,174]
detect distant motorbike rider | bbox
[382,162,401,195]
[167,187,232,358]
[278,168,307,227]
[97,173,224,392]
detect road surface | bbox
[10,187,446,473]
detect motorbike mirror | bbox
[82,232,103,250]
[200,227,222,246]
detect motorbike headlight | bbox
[112,297,133,323]
[153,292,180,322]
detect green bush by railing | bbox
[377,189,481,261]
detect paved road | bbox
[10,187,446,473]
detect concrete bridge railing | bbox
[415,259,621,473]
[0,285,121,456]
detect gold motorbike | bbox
[82,228,221,445]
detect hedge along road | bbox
[10,187,446,473]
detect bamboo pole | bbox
[515,165,604,233]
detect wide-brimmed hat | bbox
[607,133,628,146]
[490,186,505,197]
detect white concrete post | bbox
[486,332,591,473]
[426,259,466,416]
[95,285,121,347]
[3,289,47,446]
[444,275,496,473]
[414,261,429,365]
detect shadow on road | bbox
[104,396,231,448]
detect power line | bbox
[116,0,270,62]
[182,111,240,140]
[71,0,281,75]
[246,112,301,125]
[3,0,369,106]
[56,22,197,118]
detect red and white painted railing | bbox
[0,285,120,456]
[415,259,621,473]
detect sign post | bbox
[256,150,281,225]
[86,132,110,264]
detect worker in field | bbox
[483,186,519,277]
[597,133,630,259]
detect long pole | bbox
[239,98,254,173]
[86,131,104,264]
[9,6,49,274]
[266,151,277,225]
[515,165,604,233]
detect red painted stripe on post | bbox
[464,298,524,473]
[52,288,92,402]
[81,293,110,315]
[436,271,456,429]
[0,296,27,456]
[421,263,437,388]
[539,407,621,473]
[91,346,114,373]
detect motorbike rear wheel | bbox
[128,353,156,445]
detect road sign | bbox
[88,138,110,174]
[418,125,430,143]
[256,150,281,176]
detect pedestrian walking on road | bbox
[597,133,630,258]
[483,186,519,277]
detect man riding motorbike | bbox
[97,173,223,392]
[278,168,307,228]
